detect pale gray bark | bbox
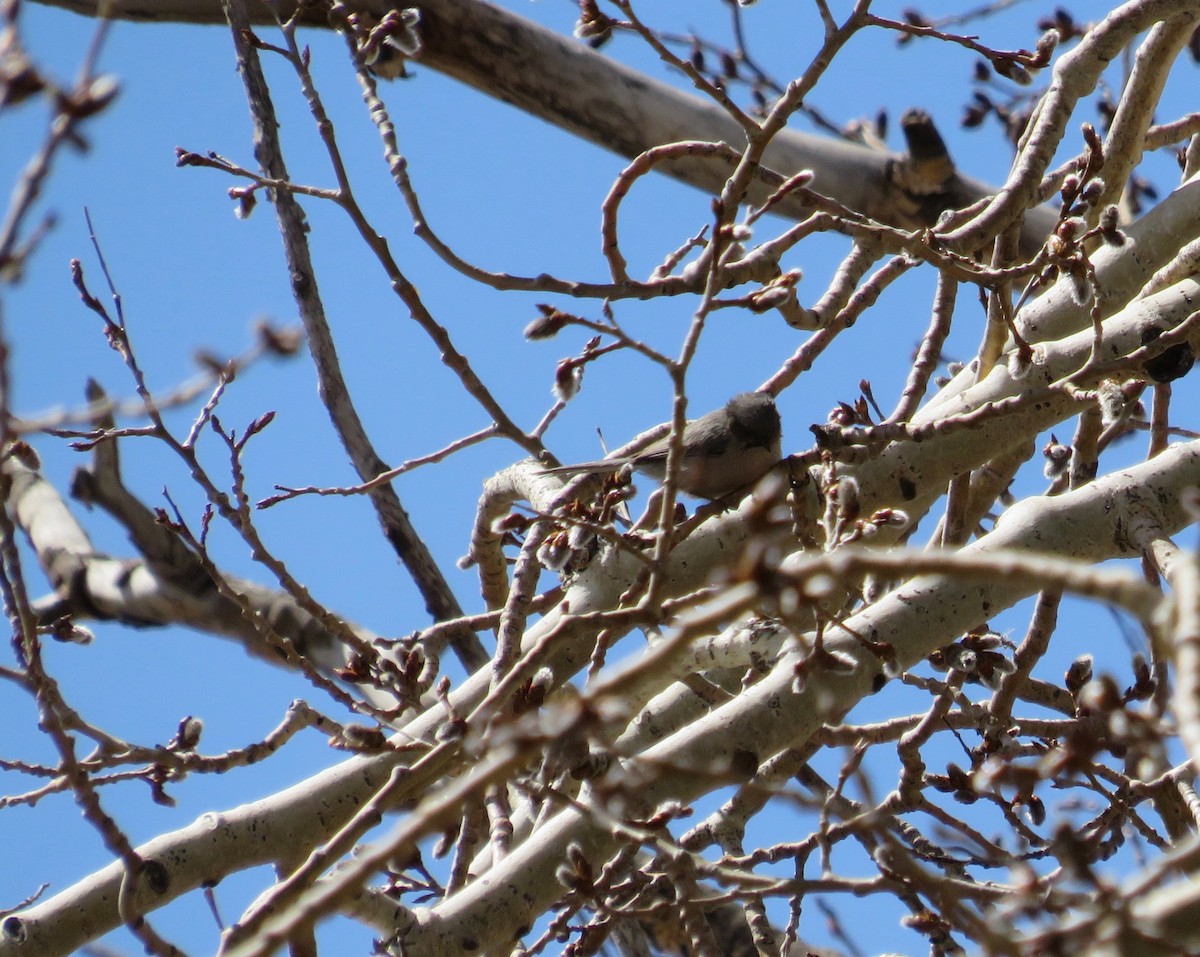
[6,0,1200,954]
[31,0,1059,247]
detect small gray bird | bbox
[543,392,782,499]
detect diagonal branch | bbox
[8,452,385,683]
[218,0,488,671]
[32,0,1058,249]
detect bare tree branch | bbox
[30,0,1059,248]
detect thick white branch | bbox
[404,440,1200,956]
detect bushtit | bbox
[544,392,782,499]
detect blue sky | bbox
[2,2,1196,954]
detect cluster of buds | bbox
[968,652,1160,838]
[573,0,616,47]
[548,335,605,403]
[1033,124,1126,307]
[927,628,1016,691]
[1041,433,1072,481]
[339,638,436,709]
[493,474,638,575]
[819,469,908,548]
[334,6,423,79]
[960,18,1061,144]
